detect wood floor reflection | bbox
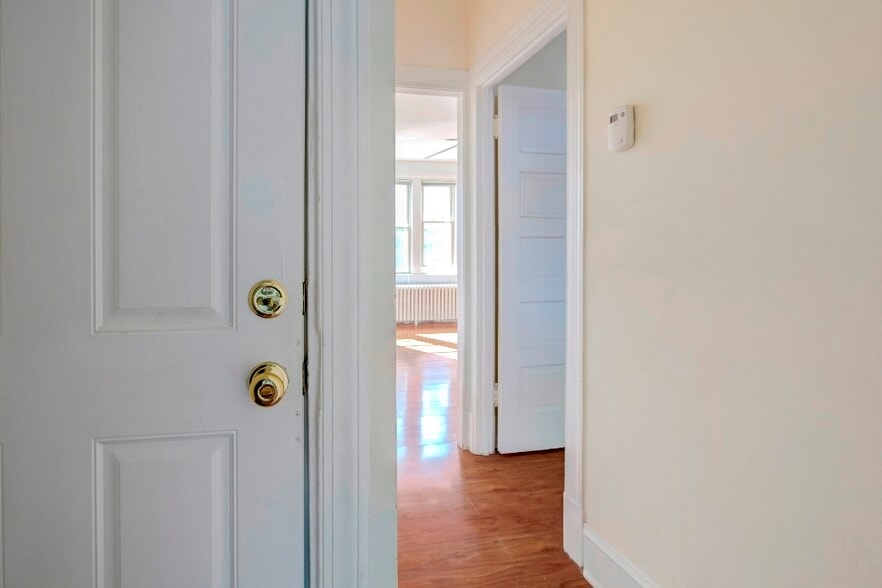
[397,322,589,587]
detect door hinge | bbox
[493,114,500,140]
[493,383,499,407]
[301,279,308,316]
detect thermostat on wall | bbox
[608,105,634,151]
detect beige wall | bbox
[396,0,544,70]
[583,0,882,586]
[467,0,541,66]
[395,0,469,70]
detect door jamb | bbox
[309,0,397,585]
[466,0,585,565]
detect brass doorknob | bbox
[249,362,289,407]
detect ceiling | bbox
[396,92,458,162]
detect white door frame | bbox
[395,66,470,446]
[309,0,397,585]
[465,0,586,564]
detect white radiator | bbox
[395,284,457,324]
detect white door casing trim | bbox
[464,0,585,565]
[564,0,586,566]
[470,0,567,85]
[310,0,397,586]
[395,65,471,449]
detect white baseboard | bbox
[582,525,657,588]
[563,492,583,565]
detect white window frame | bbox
[394,181,413,275]
[396,177,457,282]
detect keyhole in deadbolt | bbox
[259,296,280,311]
[257,287,281,311]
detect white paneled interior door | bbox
[497,85,567,454]
[0,1,306,586]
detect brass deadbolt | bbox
[249,280,288,318]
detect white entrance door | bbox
[0,1,306,586]
[497,85,567,454]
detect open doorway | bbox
[495,32,568,454]
[394,87,463,468]
[394,12,586,583]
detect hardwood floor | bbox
[397,322,589,587]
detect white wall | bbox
[583,0,882,586]
[499,31,566,91]
[396,0,468,70]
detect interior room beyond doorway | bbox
[396,322,586,586]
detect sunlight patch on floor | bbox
[396,338,458,360]
[418,332,458,345]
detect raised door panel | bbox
[520,173,566,219]
[94,0,234,332]
[95,433,236,588]
[518,106,567,155]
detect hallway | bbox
[396,323,588,587]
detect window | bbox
[395,183,411,273]
[395,180,456,277]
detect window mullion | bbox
[450,189,456,270]
[412,180,423,275]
